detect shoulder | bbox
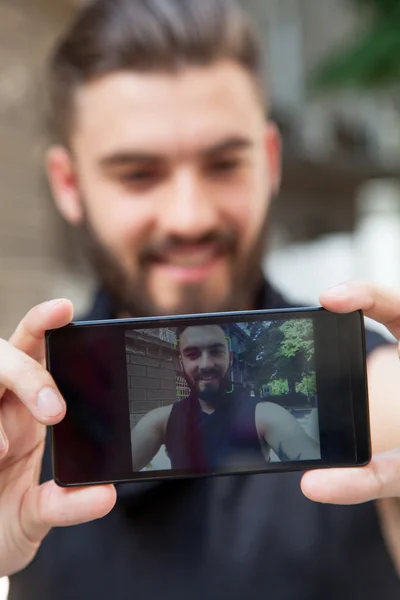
[256,401,287,417]
[136,404,172,431]
[255,401,291,434]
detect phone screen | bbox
[46,308,370,486]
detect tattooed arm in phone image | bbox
[255,402,321,461]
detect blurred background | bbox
[1,0,400,592]
[2,0,400,340]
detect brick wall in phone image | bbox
[126,328,184,429]
[125,328,183,471]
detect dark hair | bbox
[176,323,230,351]
[48,0,266,143]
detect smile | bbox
[150,251,226,284]
[154,245,224,268]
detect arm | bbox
[131,405,172,471]
[366,344,400,576]
[299,282,400,575]
[366,344,400,455]
[255,402,321,461]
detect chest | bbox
[18,473,400,600]
[165,397,264,470]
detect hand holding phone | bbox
[302,281,399,505]
[46,306,371,486]
[0,300,116,579]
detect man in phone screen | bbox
[130,324,320,471]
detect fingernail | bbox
[327,284,349,297]
[0,429,6,452]
[37,387,64,417]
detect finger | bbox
[9,299,73,363]
[0,339,65,423]
[320,280,400,340]
[20,480,117,544]
[301,449,400,505]
[0,414,8,457]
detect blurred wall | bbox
[1,0,400,343]
[0,0,78,339]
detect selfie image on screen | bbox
[125,319,321,474]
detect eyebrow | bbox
[204,136,253,156]
[98,136,253,169]
[183,342,227,354]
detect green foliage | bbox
[269,379,289,395]
[296,373,317,397]
[279,321,314,362]
[352,0,400,16]
[241,319,316,396]
[309,0,400,92]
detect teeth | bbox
[162,251,216,268]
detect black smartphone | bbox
[46,307,370,487]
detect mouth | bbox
[150,245,226,283]
[198,373,219,383]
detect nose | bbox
[200,350,214,370]
[160,168,219,240]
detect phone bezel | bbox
[46,306,371,487]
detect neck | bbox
[198,397,216,415]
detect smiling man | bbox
[131,323,319,472]
[47,0,279,319]
[2,1,400,599]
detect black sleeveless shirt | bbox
[165,391,266,471]
[8,281,400,600]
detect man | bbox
[2,0,400,598]
[131,324,320,471]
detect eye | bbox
[210,158,242,174]
[120,170,159,184]
[210,348,225,357]
[185,351,201,361]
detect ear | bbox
[265,122,282,196]
[179,355,183,371]
[46,145,83,225]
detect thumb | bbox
[301,449,400,505]
[9,299,74,363]
[20,480,117,543]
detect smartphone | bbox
[46,307,370,487]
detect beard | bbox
[78,205,270,318]
[193,371,231,407]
